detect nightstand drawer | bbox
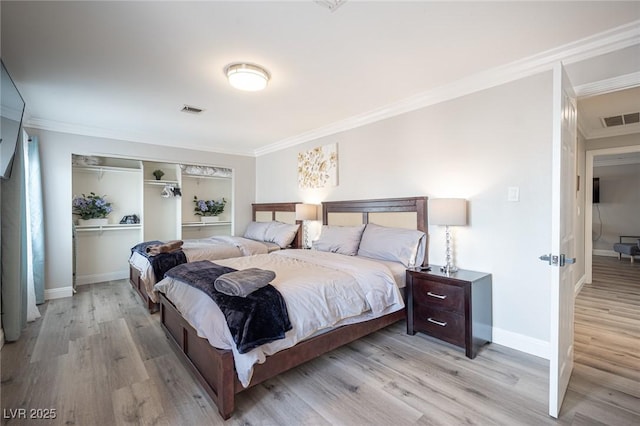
[413,305,465,347]
[412,279,464,312]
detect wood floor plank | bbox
[112,379,170,426]
[29,297,73,363]
[96,318,150,391]
[57,335,115,425]
[143,354,224,425]
[275,353,424,425]
[232,377,332,425]
[122,303,171,362]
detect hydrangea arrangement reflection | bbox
[193,196,226,216]
[72,192,113,219]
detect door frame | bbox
[585,144,640,283]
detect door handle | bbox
[539,254,557,265]
[539,253,575,267]
[559,254,576,267]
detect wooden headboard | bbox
[322,197,429,265]
[251,202,303,249]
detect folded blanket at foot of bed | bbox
[131,240,163,257]
[214,268,276,297]
[165,261,291,353]
[131,240,188,281]
[145,239,184,255]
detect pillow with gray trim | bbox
[357,223,426,267]
[312,225,365,256]
[264,221,300,248]
[243,221,272,242]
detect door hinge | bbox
[539,253,576,267]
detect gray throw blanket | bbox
[165,261,292,354]
[214,268,276,297]
[131,240,187,281]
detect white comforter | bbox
[154,249,404,387]
[130,236,272,302]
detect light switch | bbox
[508,186,520,202]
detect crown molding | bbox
[25,117,255,157]
[584,122,640,140]
[594,156,640,167]
[255,20,640,157]
[575,71,640,99]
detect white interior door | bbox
[549,63,577,418]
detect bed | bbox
[129,202,303,312]
[155,196,428,419]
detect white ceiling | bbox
[578,86,640,139]
[2,1,639,157]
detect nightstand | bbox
[406,267,492,359]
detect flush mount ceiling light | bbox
[224,63,270,92]
[314,0,347,12]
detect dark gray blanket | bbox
[165,261,292,354]
[131,240,187,281]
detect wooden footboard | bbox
[159,292,236,418]
[129,265,159,313]
[158,292,404,419]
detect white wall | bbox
[257,72,555,356]
[26,128,255,296]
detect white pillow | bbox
[243,221,272,242]
[264,221,300,248]
[357,223,426,267]
[312,225,365,256]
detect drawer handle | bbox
[427,291,447,300]
[427,318,447,327]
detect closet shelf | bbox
[75,224,142,232]
[182,221,231,228]
[74,165,142,174]
[182,175,231,181]
[144,179,179,186]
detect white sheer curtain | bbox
[23,133,41,322]
[1,130,42,341]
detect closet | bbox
[72,155,233,285]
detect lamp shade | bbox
[225,63,270,91]
[295,203,318,221]
[429,198,467,226]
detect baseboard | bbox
[76,270,128,286]
[44,286,74,300]
[492,327,549,360]
[574,274,587,296]
[593,249,617,257]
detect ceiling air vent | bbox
[181,105,203,114]
[601,112,639,128]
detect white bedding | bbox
[154,249,405,387]
[129,236,276,302]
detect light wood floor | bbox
[1,256,638,425]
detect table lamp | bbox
[295,203,318,249]
[430,198,467,274]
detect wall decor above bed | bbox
[297,143,338,189]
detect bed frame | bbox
[129,202,303,312]
[158,196,428,419]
